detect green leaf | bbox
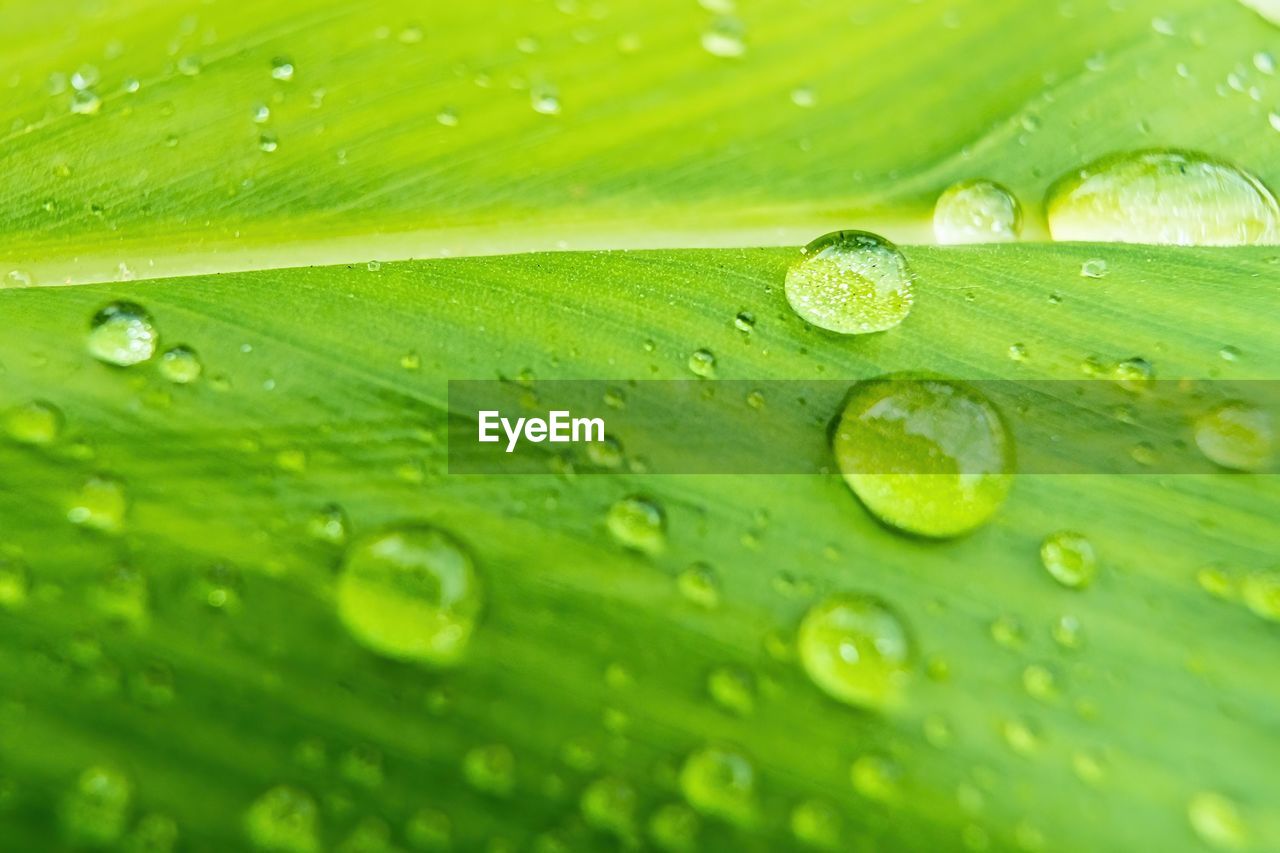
[1,244,1277,850]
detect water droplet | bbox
[701,17,746,58]
[790,799,841,849]
[580,776,637,842]
[850,754,900,802]
[177,55,202,76]
[1021,664,1059,701]
[61,765,131,845]
[405,808,451,850]
[530,87,561,116]
[933,180,1022,244]
[707,665,755,716]
[1194,402,1273,471]
[679,745,757,826]
[1241,569,1280,621]
[785,231,914,334]
[648,803,699,852]
[833,378,1014,537]
[159,346,202,384]
[70,90,101,115]
[71,65,100,90]
[1080,258,1109,279]
[1240,0,1280,26]
[4,400,63,445]
[733,311,755,333]
[790,86,817,108]
[1007,343,1028,362]
[463,744,515,796]
[687,349,716,378]
[1040,531,1098,589]
[1072,750,1106,785]
[1046,150,1280,245]
[270,57,295,81]
[606,496,666,554]
[307,504,349,546]
[1051,614,1085,650]
[259,132,279,153]
[1187,791,1248,850]
[244,785,319,852]
[1111,357,1154,392]
[252,103,271,123]
[0,559,30,609]
[88,301,157,366]
[336,525,483,666]
[677,562,720,608]
[94,563,150,629]
[68,475,127,533]
[798,593,914,710]
[1000,718,1042,755]
[990,614,1025,649]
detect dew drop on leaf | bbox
[244,785,319,853]
[1194,402,1273,471]
[798,593,914,710]
[832,378,1014,537]
[784,231,914,334]
[678,745,757,826]
[88,301,158,366]
[1040,531,1098,589]
[1046,150,1280,245]
[336,525,483,666]
[606,496,666,554]
[933,180,1022,244]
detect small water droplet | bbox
[580,776,637,842]
[679,745,757,826]
[88,301,157,366]
[159,346,202,383]
[259,132,279,152]
[1080,258,1109,279]
[71,65,100,91]
[833,378,1014,537]
[68,475,128,533]
[177,55,202,76]
[244,785,319,852]
[1051,614,1085,650]
[1040,531,1098,589]
[463,744,515,797]
[1241,569,1280,621]
[1021,664,1059,701]
[0,558,30,609]
[1194,402,1273,471]
[687,349,717,378]
[1046,150,1280,245]
[1187,791,1249,850]
[336,525,483,665]
[990,614,1025,649]
[1111,357,1154,392]
[61,765,131,845]
[790,799,841,849]
[677,563,720,608]
[531,87,561,115]
[707,665,755,716]
[785,231,914,335]
[701,17,747,58]
[270,57,295,81]
[850,754,900,802]
[933,180,1022,244]
[70,90,102,115]
[606,496,666,554]
[648,803,700,852]
[733,311,755,333]
[798,593,914,710]
[4,400,63,445]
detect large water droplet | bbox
[832,378,1014,537]
[1046,150,1280,245]
[606,496,666,554]
[1039,531,1098,589]
[798,593,914,710]
[1194,402,1273,472]
[1187,791,1249,850]
[790,799,841,850]
[679,745,757,826]
[784,231,914,334]
[336,525,483,666]
[68,475,128,533]
[244,785,319,853]
[4,400,63,445]
[61,765,131,845]
[1239,0,1280,26]
[88,302,158,366]
[933,180,1022,244]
